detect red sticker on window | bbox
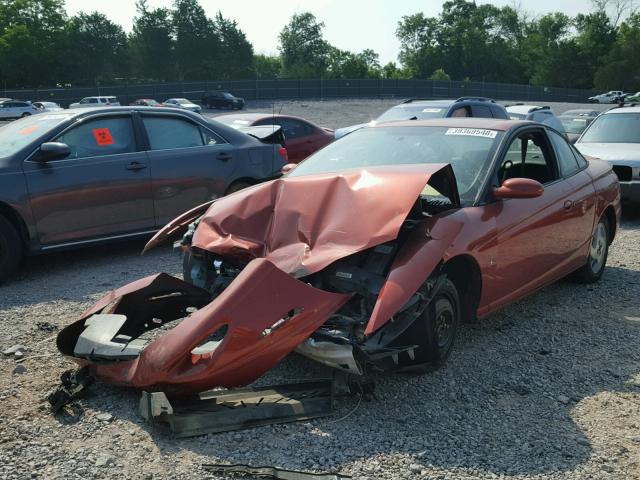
[93,128,114,146]
[19,125,39,135]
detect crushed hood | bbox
[184,164,457,277]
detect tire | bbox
[225,181,252,195]
[574,217,609,283]
[21,112,30,117]
[0,215,23,283]
[394,278,460,372]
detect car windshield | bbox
[223,93,234,99]
[0,113,73,158]
[560,117,590,134]
[289,126,501,204]
[376,105,448,122]
[580,113,640,143]
[507,112,527,120]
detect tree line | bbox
[0,0,638,90]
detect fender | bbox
[143,199,215,253]
[365,216,464,335]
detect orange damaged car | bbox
[57,118,620,395]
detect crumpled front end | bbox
[59,163,464,391]
[58,259,349,395]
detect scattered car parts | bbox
[202,463,351,480]
[140,379,334,438]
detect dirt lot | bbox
[0,99,639,480]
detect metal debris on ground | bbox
[202,464,352,480]
[47,367,94,413]
[140,379,334,438]
[36,321,58,332]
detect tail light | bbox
[278,147,288,162]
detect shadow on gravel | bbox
[66,263,640,477]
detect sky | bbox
[64,0,597,64]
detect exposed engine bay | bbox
[56,164,463,395]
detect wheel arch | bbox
[225,177,257,195]
[0,201,29,245]
[441,254,482,323]
[602,205,616,244]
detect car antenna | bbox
[278,103,284,115]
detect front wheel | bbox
[574,217,609,283]
[21,112,31,117]
[393,278,460,372]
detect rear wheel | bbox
[21,112,30,117]
[0,215,23,283]
[394,278,460,372]
[574,217,609,283]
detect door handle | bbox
[217,152,232,161]
[564,200,574,209]
[126,161,147,171]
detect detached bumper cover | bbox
[57,259,350,395]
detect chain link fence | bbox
[2,78,599,107]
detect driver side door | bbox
[23,114,155,246]
[486,127,579,309]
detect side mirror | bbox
[39,142,71,161]
[493,178,544,199]
[281,163,297,175]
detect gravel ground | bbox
[0,99,638,480]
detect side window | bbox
[89,98,99,104]
[498,131,558,185]
[277,119,309,139]
[450,106,470,118]
[143,117,206,150]
[571,146,588,168]
[549,130,580,177]
[471,105,493,118]
[55,116,136,159]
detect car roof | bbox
[58,106,200,117]
[561,109,600,116]
[215,113,312,123]
[373,117,528,131]
[602,105,640,114]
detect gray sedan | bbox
[0,106,286,281]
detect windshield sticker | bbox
[93,128,114,146]
[422,108,443,113]
[18,125,39,135]
[445,128,497,139]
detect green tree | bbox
[0,0,67,87]
[254,54,281,79]
[213,11,254,79]
[61,12,129,85]
[278,12,330,78]
[594,12,640,89]
[429,68,450,81]
[172,0,218,80]
[130,0,175,81]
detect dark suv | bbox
[335,97,509,138]
[202,91,245,110]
